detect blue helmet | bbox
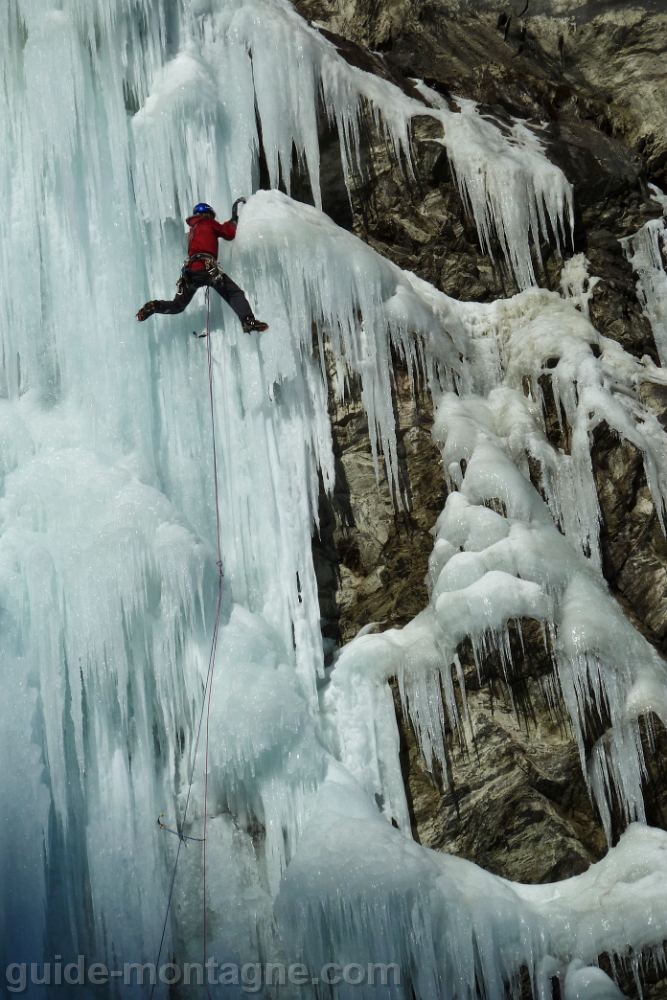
[192,202,215,216]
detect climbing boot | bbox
[137,301,157,322]
[242,317,269,334]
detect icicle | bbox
[621,185,667,365]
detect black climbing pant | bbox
[152,268,254,322]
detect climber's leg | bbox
[210,272,255,323]
[137,272,205,320]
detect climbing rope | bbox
[202,285,224,995]
[150,287,224,999]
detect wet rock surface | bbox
[393,622,608,881]
[299,0,667,991]
[313,359,445,646]
[594,412,667,656]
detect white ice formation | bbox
[622,184,667,366]
[2,0,667,998]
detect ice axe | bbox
[231,197,246,225]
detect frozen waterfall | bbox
[2,0,667,998]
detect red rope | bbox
[203,286,224,996]
[150,290,224,1000]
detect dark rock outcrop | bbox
[594,395,667,655]
[314,358,445,646]
[393,624,608,882]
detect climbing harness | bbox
[150,287,223,1000]
[182,252,220,275]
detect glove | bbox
[231,197,246,225]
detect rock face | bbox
[313,361,444,647]
[393,627,608,882]
[296,0,667,187]
[299,0,667,992]
[594,389,667,657]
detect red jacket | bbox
[185,215,237,270]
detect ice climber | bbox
[137,199,268,333]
